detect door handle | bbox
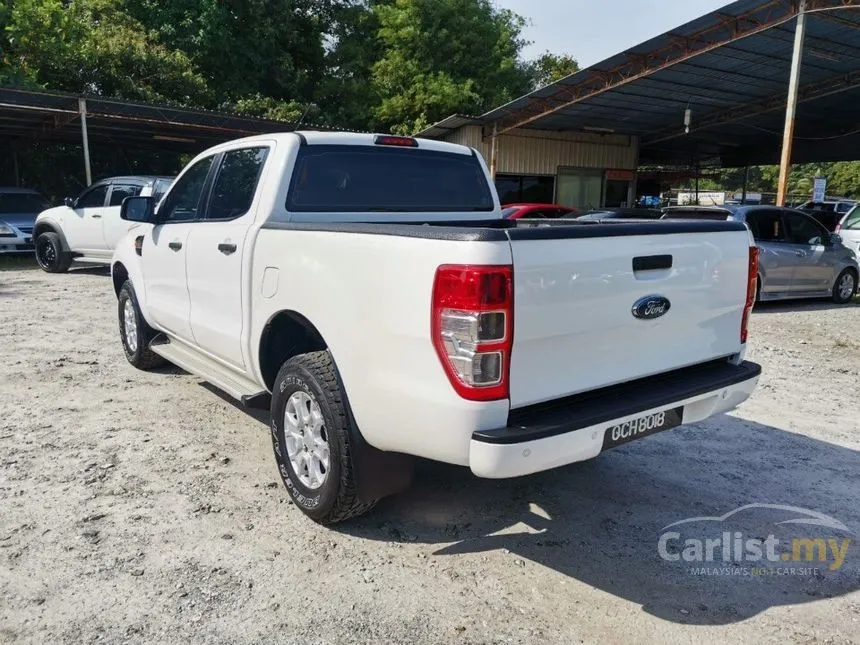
[91,214,102,219]
[168,240,183,251]
[218,242,237,255]
[795,250,806,257]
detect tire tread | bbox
[280,351,376,524]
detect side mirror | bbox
[120,196,155,223]
[64,197,75,208]
[829,233,843,246]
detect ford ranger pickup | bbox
[111,132,761,524]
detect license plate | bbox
[602,407,683,451]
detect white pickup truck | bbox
[111,132,761,524]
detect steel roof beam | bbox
[493,0,860,136]
[492,0,797,134]
[643,67,860,145]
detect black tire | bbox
[270,351,376,524]
[117,281,166,370]
[35,232,71,273]
[832,268,858,304]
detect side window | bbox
[784,211,826,245]
[108,184,142,207]
[843,207,860,230]
[745,210,784,242]
[205,147,269,221]
[837,202,853,214]
[76,184,108,208]
[159,157,215,223]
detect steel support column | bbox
[79,98,92,186]
[777,0,807,206]
[742,165,750,204]
[489,122,498,179]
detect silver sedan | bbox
[662,205,859,304]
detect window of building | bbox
[494,174,555,205]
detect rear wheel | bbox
[832,269,857,304]
[270,351,376,524]
[118,281,165,369]
[35,232,71,273]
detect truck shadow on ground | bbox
[339,414,860,625]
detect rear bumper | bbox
[469,360,761,478]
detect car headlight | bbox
[0,222,14,236]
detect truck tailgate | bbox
[507,221,752,408]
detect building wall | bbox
[443,125,639,173]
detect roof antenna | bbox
[295,103,314,131]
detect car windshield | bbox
[287,145,494,212]
[0,193,49,213]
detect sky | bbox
[495,0,731,67]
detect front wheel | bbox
[35,232,71,273]
[270,351,376,524]
[832,269,857,304]
[118,281,165,369]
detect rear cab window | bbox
[286,145,493,213]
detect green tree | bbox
[3,0,211,104]
[529,51,579,89]
[124,0,336,113]
[369,0,534,134]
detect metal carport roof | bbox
[420,0,860,167]
[0,86,310,153]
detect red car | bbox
[501,203,578,219]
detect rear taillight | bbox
[432,265,513,401]
[741,246,759,343]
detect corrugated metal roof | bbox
[0,86,358,151]
[415,114,482,139]
[423,0,860,166]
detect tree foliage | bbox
[529,51,579,89]
[0,0,552,133]
[703,162,860,199]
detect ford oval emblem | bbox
[632,295,671,320]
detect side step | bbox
[150,337,267,404]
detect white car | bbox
[111,132,761,525]
[837,205,860,255]
[33,175,172,272]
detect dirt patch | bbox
[1,262,859,644]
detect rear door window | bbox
[108,184,143,207]
[745,210,785,242]
[287,145,493,213]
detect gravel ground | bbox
[1,260,859,645]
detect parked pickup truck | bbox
[34,175,173,272]
[111,132,761,524]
